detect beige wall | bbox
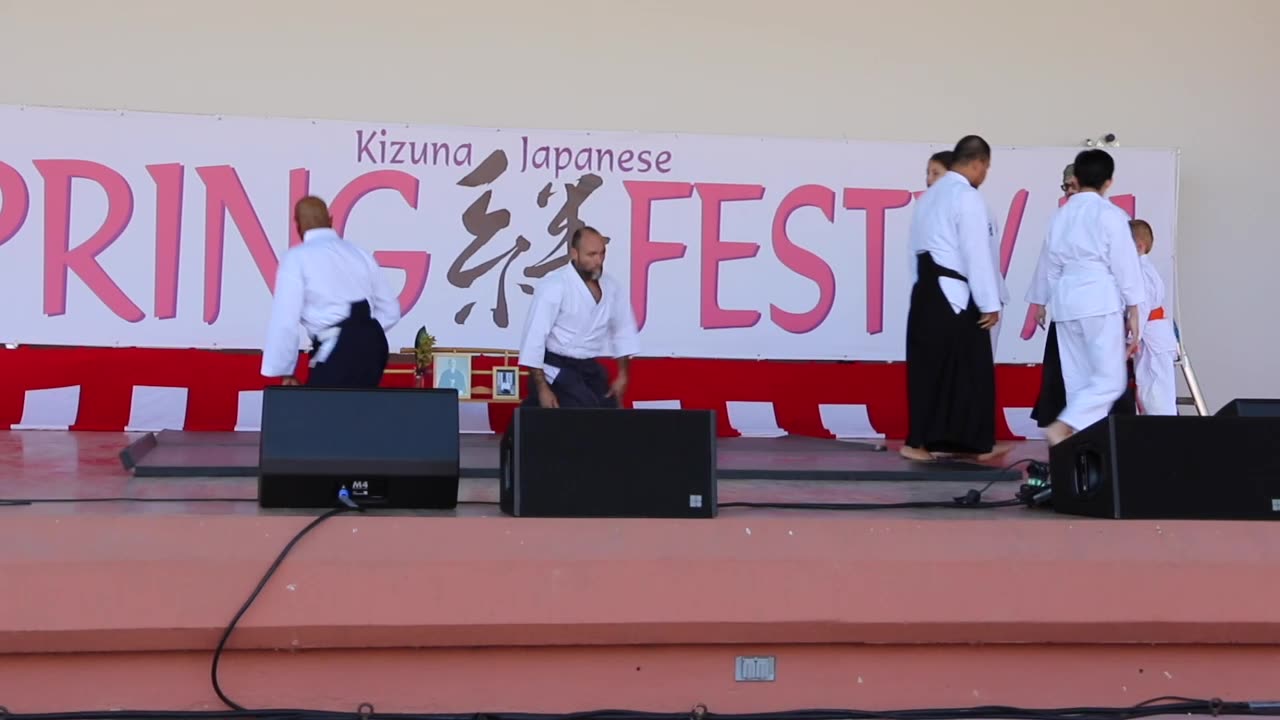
[1,0,1276,410]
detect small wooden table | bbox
[389,347,528,402]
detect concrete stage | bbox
[119,429,1024,482]
[4,430,1280,716]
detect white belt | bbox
[309,326,342,367]
[1061,263,1110,278]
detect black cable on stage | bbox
[720,457,1038,512]
[719,497,1024,510]
[0,497,257,507]
[210,506,352,712]
[4,696,1280,720]
[0,497,504,508]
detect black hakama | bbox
[905,252,996,454]
[306,300,389,389]
[522,350,618,409]
[1030,321,1136,427]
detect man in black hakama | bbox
[517,227,640,409]
[261,197,402,389]
[901,136,1011,462]
[905,253,998,457]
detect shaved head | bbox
[952,135,991,165]
[1129,218,1154,255]
[569,225,607,281]
[294,196,332,234]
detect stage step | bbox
[119,430,1029,483]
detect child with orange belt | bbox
[1130,219,1178,415]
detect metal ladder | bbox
[1174,321,1208,415]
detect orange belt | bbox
[1148,307,1165,321]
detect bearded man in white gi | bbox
[517,226,640,408]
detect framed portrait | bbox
[432,352,472,400]
[492,366,520,401]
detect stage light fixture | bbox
[1082,133,1120,148]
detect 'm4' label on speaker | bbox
[351,480,370,497]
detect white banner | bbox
[0,105,1178,363]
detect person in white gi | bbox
[1026,164,1138,427]
[1029,149,1144,446]
[517,226,640,408]
[1129,219,1178,415]
[923,149,1008,354]
[903,135,1008,462]
[261,196,402,388]
[925,151,953,188]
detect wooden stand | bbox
[392,346,527,403]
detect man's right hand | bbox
[1032,304,1047,329]
[978,310,1000,330]
[538,385,559,408]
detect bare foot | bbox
[1044,421,1074,447]
[899,445,935,462]
[976,442,1014,462]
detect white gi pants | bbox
[1136,347,1178,415]
[1056,312,1128,432]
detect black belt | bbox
[917,252,968,283]
[310,300,372,355]
[544,350,599,371]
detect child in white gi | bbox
[1032,149,1144,446]
[1130,219,1178,415]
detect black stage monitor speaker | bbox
[1049,414,1280,520]
[259,386,460,509]
[500,407,717,518]
[1215,398,1280,417]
